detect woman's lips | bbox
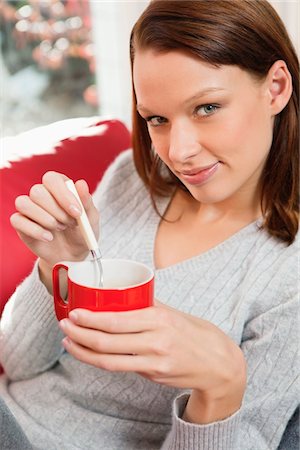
[179,162,220,185]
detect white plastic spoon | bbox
[65,179,103,287]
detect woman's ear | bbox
[267,60,293,115]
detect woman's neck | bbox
[154,188,262,269]
[172,187,262,226]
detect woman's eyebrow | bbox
[137,87,227,114]
[136,105,154,115]
[183,87,227,106]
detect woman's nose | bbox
[168,122,201,163]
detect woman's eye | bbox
[146,116,166,127]
[195,104,219,117]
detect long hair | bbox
[130,0,299,244]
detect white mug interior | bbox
[65,259,153,289]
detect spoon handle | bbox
[65,179,99,253]
[65,179,103,287]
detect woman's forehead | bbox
[133,50,254,104]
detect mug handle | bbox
[52,263,69,321]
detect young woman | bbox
[0,1,298,449]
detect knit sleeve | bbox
[0,262,64,381]
[161,250,299,450]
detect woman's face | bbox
[133,49,275,206]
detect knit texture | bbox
[0,150,299,450]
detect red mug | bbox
[52,258,154,321]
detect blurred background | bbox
[0,0,298,138]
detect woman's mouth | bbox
[179,162,220,185]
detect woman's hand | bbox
[10,171,100,292]
[59,301,247,423]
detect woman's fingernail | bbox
[69,311,78,322]
[42,232,53,242]
[59,319,67,329]
[62,337,71,348]
[69,204,81,217]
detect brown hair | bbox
[130,0,299,244]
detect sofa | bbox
[0,116,131,316]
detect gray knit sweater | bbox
[0,150,298,450]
